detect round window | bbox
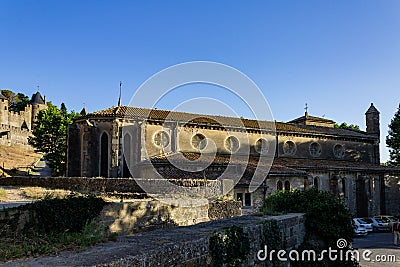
[225,136,240,153]
[283,141,296,155]
[310,142,322,157]
[333,144,345,159]
[255,138,269,155]
[154,131,170,148]
[192,133,207,150]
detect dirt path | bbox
[0,186,33,209]
[0,186,30,201]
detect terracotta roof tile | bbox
[79,106,373,139]
[274,157,400,172]
[145,152,307,177]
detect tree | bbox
[28,103,79,176]
[11,93,30,112]
[334,122,360,131]
[386,104,400,167]
[0,90,29,111]
[1,89,14,102]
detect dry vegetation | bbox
[0,145,42,176]
[21,187,72,200]
[0,188,7,200]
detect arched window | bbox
[342,178,346,197]
[304,178,309,190]
[314,177,319,190]
[122,133,132,177]
[284,180,291,191]
[100,132,109,177]
[277,180,283,190]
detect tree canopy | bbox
[386,104,400,167]
[334,122,360,131]
[28,103,79,176]
[1,89,30,112]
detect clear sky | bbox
[1,1,399,162]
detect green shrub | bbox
[209,225,250,267]
[262,188,354,247]
[26,194,106,234]
[262,188,359,266]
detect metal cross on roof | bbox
[304,103,308,113]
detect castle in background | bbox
[0,91,47,148]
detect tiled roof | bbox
[366,103,379,114]
[78,106,374,139]
[274,157,400,172]
[288,114,335,124]
[275,122,371,139]
[80,107,88,116]
[144,152,307,177]
[139,152,400,186]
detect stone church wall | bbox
[277,135,375,162]
[384,174,400,216]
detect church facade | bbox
[66,103,400,217]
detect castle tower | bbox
[0,92,8,126]
[30,91,47,128]
[366,103,380,136]
[365,103,380,163]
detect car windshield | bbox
[376,218,387,223]
[363,218,372,223]
[357,218,368,224]
[387,217,397,222]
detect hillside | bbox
[0,145,42,176]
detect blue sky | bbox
[1,1,399,162]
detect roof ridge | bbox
[80,105,373,139]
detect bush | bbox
[262,188,359,266]
[26,194,106,234]
[262,188,354,247]
[209,225,250,267]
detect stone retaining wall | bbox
[3,214,305,266]
[97,214,306,267]
[0,176,225,196]
[97,199,242,235]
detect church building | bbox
[66,103,400,217]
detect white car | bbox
[353,218,373,232]
[363,217,390,232]
[353,224,368,237]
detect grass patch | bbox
[0,188,7,200]
[21,187,72,200]
[0,221,111,262]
